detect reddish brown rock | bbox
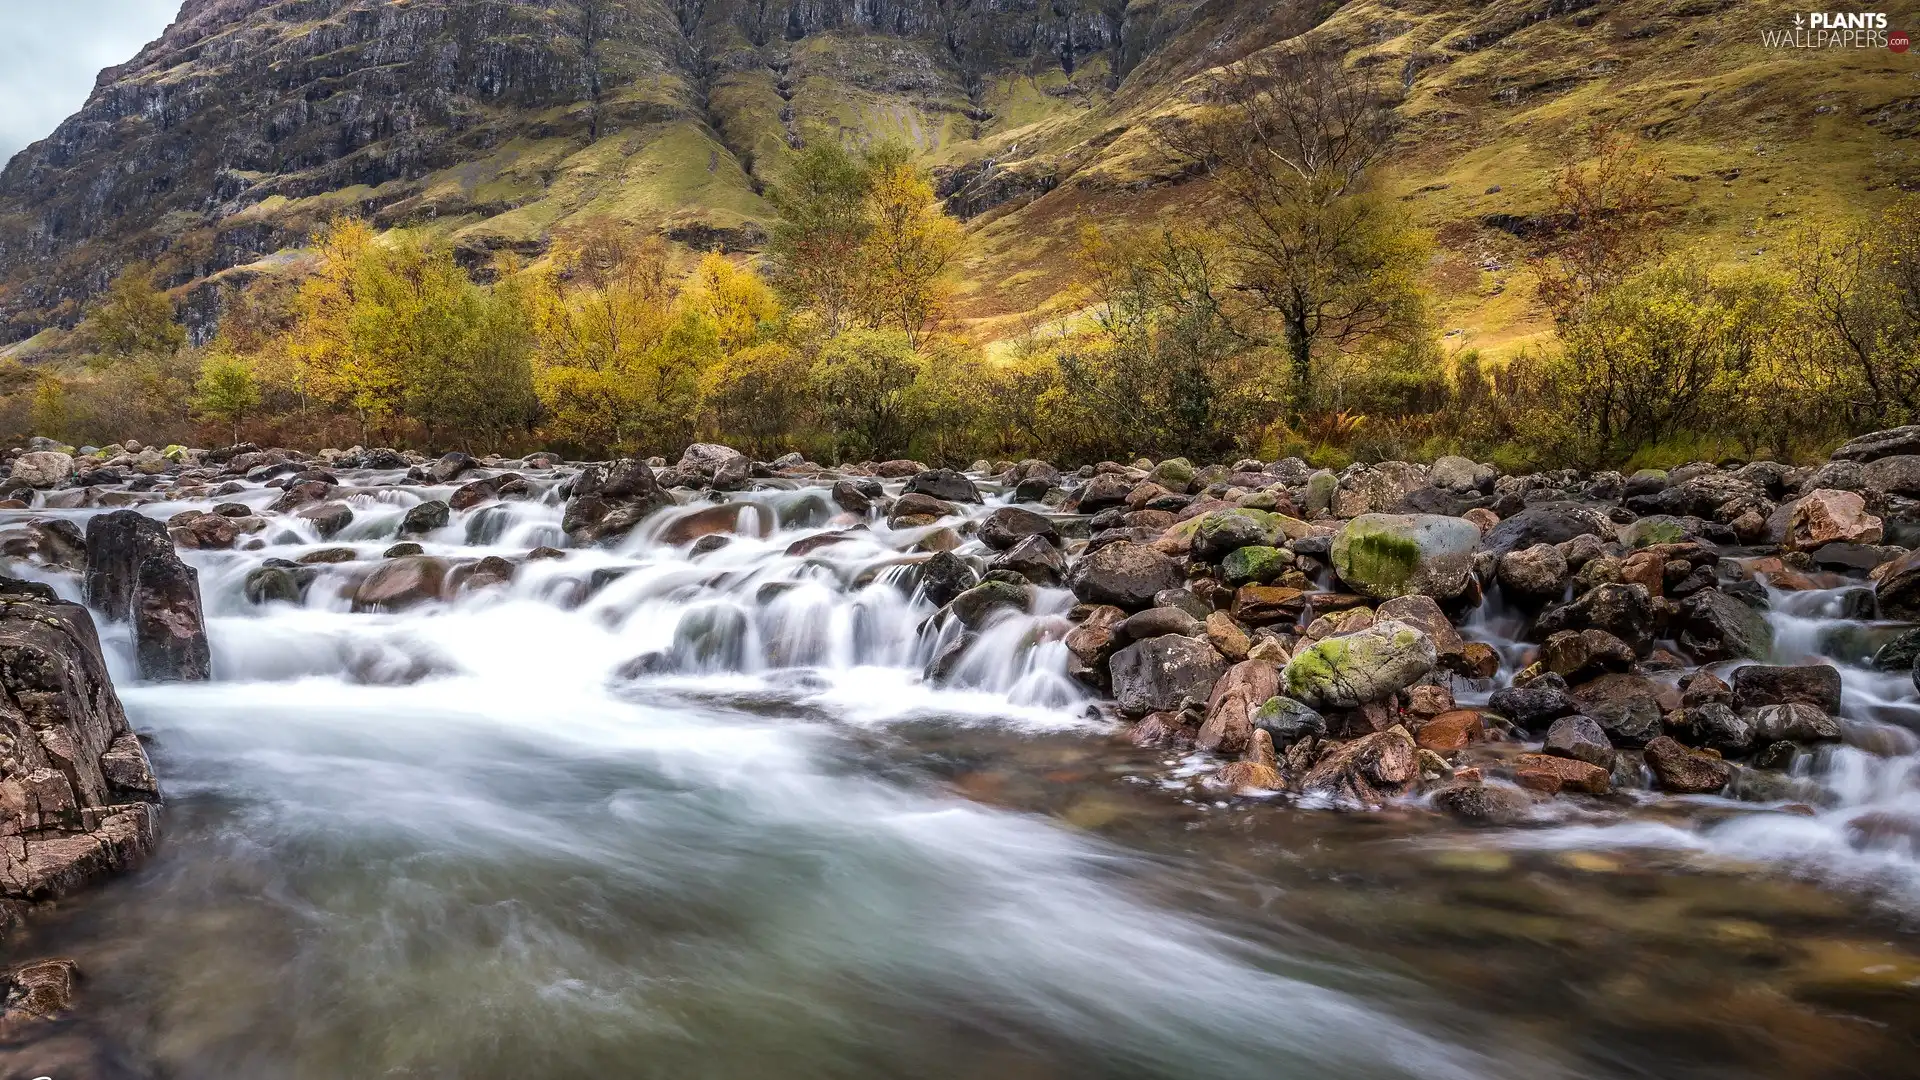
[1513,753,1611,795]
[1197,660,1281,755]
[1786,489,1883,551]
[1415,710,1486,753]
[1298,726,1419,807]
[1128,712,1196,748]
[1644,736,1733,794]
[1232,585,1307,626]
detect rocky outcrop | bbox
[0,581,159,907]
[84,509,210,681]
[563,459,674,544]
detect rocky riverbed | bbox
[0,432,1914,1077]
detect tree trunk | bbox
[1286,317,1313,420]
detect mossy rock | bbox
[1220,545,1291,586]
[1329,513,1479,600]
[1623,516,1691,548]
[1147,457,1195,493]
[1282,619,1438,709]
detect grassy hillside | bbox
[2,0,1916,356]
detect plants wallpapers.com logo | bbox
[1760,10,1906,48]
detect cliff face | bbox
[1,0,1915,351]
[0,0,1197,343]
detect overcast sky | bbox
[0,1,183,165]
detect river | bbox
[2,462,1918,1079]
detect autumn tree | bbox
[526,222,716,454]
[1783,199,1920,429]
[766,143,876,331]
[1059,227,1281,459]
[766,141,960,343]
[1530,127,1668,323]
[194,352,260,444]
[83,263,187,361]
[1156,42,1426,417]
[857,162,962,345]
[808,328,921,461]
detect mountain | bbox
[1,0,1914,352]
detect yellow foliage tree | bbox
[856,164,962,346]
[525,223,718,454]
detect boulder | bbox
[1675,589,1774,661]
[1219,544,1290,586]
[1543,714,1614,768]
[1415,710,1486,753]
[1864,455,1920,497]
[1329,513,1479,600]
[905,468,981,504]
[978,506,1057,551]
[427,451,478,483]
[1118,606,1205,641]
[1432,781,1530,825]
[81,510,166,626]
[1749,703,1841,744]
[1208,729,1286,794]
[1872,628,1920,674]
[299,501,354,539]
[1197,660,1280,755]
[1064,605,1126,690]
[1205,610,1252,661]
[946,580,1031,630]
[1332,462,1427,517]
[1674,702,1752,755]
[1252,696,1326,747]
[1644,736,1732,794]
[1189,509,1305,562]
[1109,634,1228,717]
[1479,502,1614,557]
[1282,620,1437,710]
[8,451,71,489]
[676,443,751,490]
[917,551,977,608]
[1298,726,1419,806]
[1570,672,1665,746]
[1487,684,1581,732]
[888,492,959,527]
[400,499,451,536]
[563,459,675,544]
[1731,664,1843,714]
[1073,472,1136,513]
[1785,489,1883,550]
[1429,455,1495,492]
[168,511,239,550]
[1068,541,1183,611]
[1496,544,1570,600]
[1541,628,1636,680]
[352,556,453,612]
[1513,753,1612,795]
[0,585,160,905]
[1374,594,1464,663]
[1873,548,1920,620]
[132,549,212,682]
[990,535,1066,585]
[1227,584,1304,626]
[1831,425,1920,462]
[830,480,874,515]
[1536,583,1657,655]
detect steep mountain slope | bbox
[1,0,1916,352]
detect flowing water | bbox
[2,465,1920,1079]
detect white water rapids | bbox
[1,463,1918,1078]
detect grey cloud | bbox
[0,1,182,164]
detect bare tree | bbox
[1156,41,1423,416]
[1529,127,1668,323]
